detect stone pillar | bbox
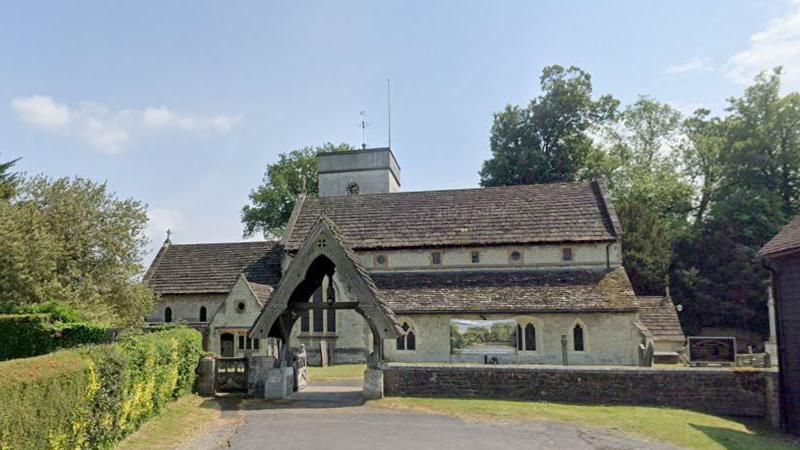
[195,356,216,396]
[248,355,277,397]
[763,370,783,430]
[264,367,294,399]
[765,282,779,366]
[363,368,384,400]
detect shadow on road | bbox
[198,379,365,412]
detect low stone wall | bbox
[383,364,780,420]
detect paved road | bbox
[205,381,677,450]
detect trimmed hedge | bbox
[0,314,107,361]
[0,327,202,450]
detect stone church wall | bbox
[358,242,622,272]
[384,312,640,365]
[146,294,225,323]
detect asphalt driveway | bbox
[205,380,677,450]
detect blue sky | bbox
[2,1,799,263]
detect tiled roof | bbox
[284,181,620,251]
[635,296,685,341]
[759,216,800,257]
[145,241,282,295]
[370,267,637,314]
[246,281,273,306]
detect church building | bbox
[144,147,684,366]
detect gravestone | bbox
[319,340,329,367]
[689,336,736,366]
[264,367,294,399]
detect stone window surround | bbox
[515,317,542,353]
[431,251,442,265]
[374,253,389,268]
[508,248,524,264]
[396,318,418,351]
[468,249,481,264]
[569,318,588,353]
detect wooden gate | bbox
[215,357,247,392]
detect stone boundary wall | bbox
[383,364,780,421]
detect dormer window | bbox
[431,251,442,265]
[374,254,388,268]
[470,250,480,264]
[562,247,574,262]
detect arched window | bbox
[396,322,416,351]
[516,324,523,350]
[525,323,536,351]
[573,324,584,352]
[199,306,207,322]
[164,307,172,323]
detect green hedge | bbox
[0,327,203,450]
[0,314,107,361]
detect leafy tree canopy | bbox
[242,143,355,238]
[0,155,20,201]
[480,65,618,186]
[0,175,153,325]
[481,65,800,338]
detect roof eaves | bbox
[591,180,623,237]
[759,245,800,259]
[143,241,171,285]
[280,193,306,248]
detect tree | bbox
[479,65,618,186]
[670,68,800,336]
[681,109,727,225]
[0,175,153,325]
[242,143,355,238]
[594,97,693,294]
[0,155,20,201]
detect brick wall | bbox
[383,364,780,419]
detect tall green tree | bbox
[681,109,727,225]
[597,97,693,294]
[671,68,800,336]
[242,143,355,238]
[0,155,20,201]
[0,175,153,325]
[480,65,618,186]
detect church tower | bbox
[317,147,401,197]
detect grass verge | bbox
[307,363,365,381]
[372,397,799,450]
[115,395,219,450]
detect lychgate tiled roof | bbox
[370,267,637,314]
[759,216,800,258]
[635,296,685,341]
[145,241,282,295]
[284,181,620,251]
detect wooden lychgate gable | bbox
[249,217,399,342]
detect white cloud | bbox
[11,95,70,130]
[10,96,240,154]
[666,57,713,75]
[725,0,800,89]
[142,106,237,132]
[80,118,130,155]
